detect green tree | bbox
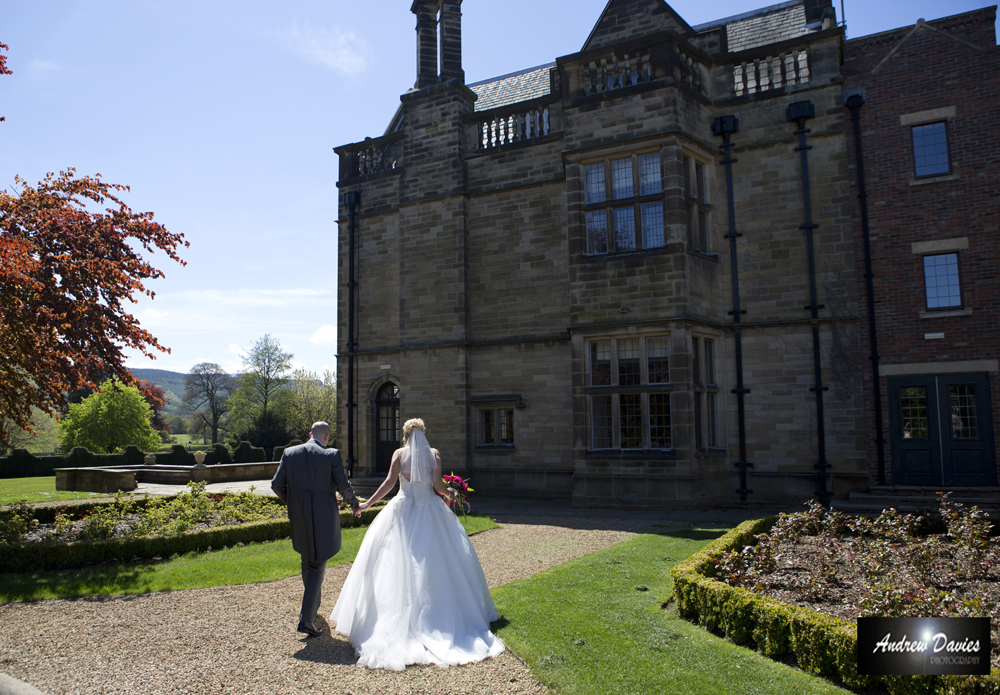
[182,362,235,444]
[227,334,294,449]
[1,407,60,454]
[288,368,337,441]
[59,379,163,453]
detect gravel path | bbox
[0,515,676,695]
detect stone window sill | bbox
[919,308,972,319]
[909,173,959,186]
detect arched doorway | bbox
[374,382,400,475]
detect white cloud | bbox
[270,22,368,75]
[227,343,245,355]
[311,324,337,346]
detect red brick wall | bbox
[842,8,1000,482]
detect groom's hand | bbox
[352,503,361,518]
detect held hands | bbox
[353,502,363,517]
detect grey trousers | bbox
[300,557,327,624]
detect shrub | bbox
[201,444,232,466]
[272,439,304,462]
[671,505,1000,694]
[0,497,388,572]
[231,441,266,463]
[154,444,195,466]
[0,501,39,544]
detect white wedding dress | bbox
[330,430,505,670]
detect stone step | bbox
[833,491,1000,515]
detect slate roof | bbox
[468,63,554,112]
[693,0,816,53]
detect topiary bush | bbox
[154,444,195,466]
[201,444,232,466]
[231,441,266,464]
[272,439,304,462]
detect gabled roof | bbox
[582,0,695,52]
[467,63,554,112]
[693,0,816,53]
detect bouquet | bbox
[441,472,473,515]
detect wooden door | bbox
[375,383,400,475]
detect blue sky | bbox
[2,0,995,377]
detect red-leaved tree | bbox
[0,169,188,450]
[0,42,10,122]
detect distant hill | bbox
[130,368,188,414]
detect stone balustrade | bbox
[476,104,552,151]
[337,132,404,181]
[732,48,810,96]
[579,48,654,96]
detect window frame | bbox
[683,154,714,253]
[911,121,951,179]
[475,402,517,449]
[692,335,721,450]
[583,150,666,256]
[586,335,673,451]
[922,252,963,311]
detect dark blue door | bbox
[889,373,996,486]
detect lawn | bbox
[0,476,107,506]
[492,530,851,695]
[0,512,499,602]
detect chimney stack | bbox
[410,0,464,88]
[439,0,464,83]
[412,0,439,89]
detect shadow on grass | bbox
[0,562,159,602]
[490,616,511,631]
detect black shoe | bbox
[297,621,322,637]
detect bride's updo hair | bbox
[402,418,425,438]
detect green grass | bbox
[491,530,851,695]
[0,476,108,505]
[0,512,499,602]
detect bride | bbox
[330,418,505,670]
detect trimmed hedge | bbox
[0,501,387,573]
[231,441,266,464]
[670,517,1000,694]
[153,444,196,466]
[272,439,304,462]
[202,444,232,466]
[0,446,146,479]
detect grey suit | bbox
[271,439,359,627]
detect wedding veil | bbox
[406,428,434,484]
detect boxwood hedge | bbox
[0,501,386,573]
[670,517,1000,695]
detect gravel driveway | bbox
[0,515,676,695]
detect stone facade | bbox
[334,0,997,509]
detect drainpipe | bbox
[787,100,831,505]
[845,91,885,485]
[713,115,753,502]
[345,190,360,477]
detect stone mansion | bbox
[334,0,999,509]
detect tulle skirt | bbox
[330,487,505,670]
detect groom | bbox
[271,421,360,637]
